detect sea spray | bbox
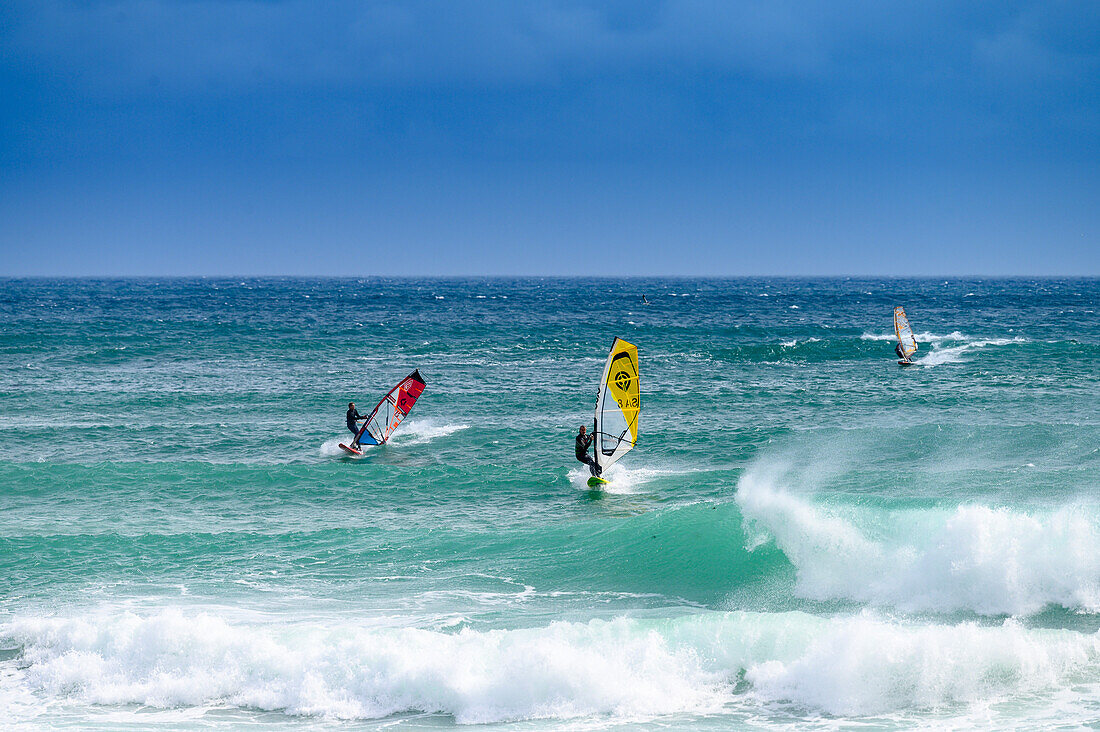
[735,465,1100,614]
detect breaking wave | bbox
[3,608,1099,724]
[735,465,1100,615]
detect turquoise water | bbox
[1,277,1098,729]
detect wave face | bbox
[1,277,1098,729]
[736,462,1100,615]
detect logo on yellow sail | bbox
[613,370,632,392]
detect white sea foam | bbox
[916,337,1028,367]
[735,467,1100,615]
[779,337,820,348]
[319,438,350,457]
[568,463,676,493]
[860,331,968,343]
[390,420,470,445]
[741,613,1100,717]
[3,608,1100,724]
[320,421,468,455]
[860,331,1027,366]
[0,610,726,724]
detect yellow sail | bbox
[594,338,639,469]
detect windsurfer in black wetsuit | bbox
[575,425,601,477]
[347,402,368,449]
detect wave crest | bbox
[735,466,1100,615]
[2,610,725,724]
[4,608,1100,723]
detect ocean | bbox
[1,276,1098,729]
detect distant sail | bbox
[355,369,427,446]
[593,338,639,470]
[894,306,918,358]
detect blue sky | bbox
[1,1,1097,275]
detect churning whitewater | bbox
[0,277,1097,730]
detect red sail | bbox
[355,369,427,445]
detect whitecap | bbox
[916,337,1028,367]
[568,463,682,494]
[5,607,1100,724]
[0,609,728,724]
[735,465,1100,615]
[389,419,470,445]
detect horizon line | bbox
[1,274,1098,281]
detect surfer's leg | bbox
[580,456,601,476]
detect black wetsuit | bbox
[895,342,907,361]
[347,407,366,438]
[575,432,601,476]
